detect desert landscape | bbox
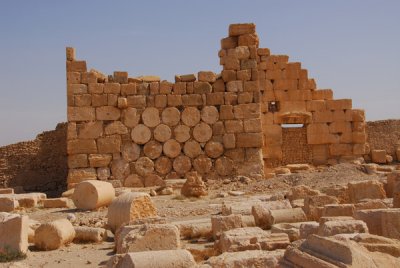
[1,20,400,268]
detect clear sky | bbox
[0,0,399,146]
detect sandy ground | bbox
[1,163,390,268]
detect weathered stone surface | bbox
[318,219,369,236]
[173,155,192,175]
[201,106,219,124]
[97,136,121,154]
[143,174,165,187]
[0,213,29,254]
[215,156,234,176]
[135,157,154,176]
[182,107,201,127]
[122,142,141,162]
[163,139,181,158]
[108,249,196,268]
[172,218,212,239]
[183,140,202,158]
[131,124,152,145]
[107,192,157,232]
[43,198,71,208]
[174,124,191,143]
[153,124,172,142]
[0,197,19,212]
[161,107,181,126]
[143,141,163,159]
[205,141,224,158]
[348,180,386,203]
[252,200,292,229]
[142,107,160,127]
[74,226,107,243]
[154,156,172,175]
[122,108,140,128]
[193,155,213,174]
[116,224,180,253]
[181,171,207,197]
[111,159,130,181]
[124,174,144,188]
[211,214,243,239]
[34,219,75,250]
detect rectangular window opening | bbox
[282,124,304,128]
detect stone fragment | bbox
[193,155,212,174]
[348,180,386,203]
[211,214,243,239]
[107,192,157,232]
[215,156,234,176]
[144,174,165,187]
[205,141,224,158]
[317,219,369,236]
[0,213,29,254]
[251,200,292,229]
[173,155,192,175]
[124,174,144,188]
[116,224,180,253]
[181,171,207,197]
[122,142,140,162]
[0,197,19,212]
[34,219,75,250]
[43,198,71,208]
[74,226,107,243]
[72,180,115,210]
[371,149,386,164]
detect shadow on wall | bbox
[0,123,68,197]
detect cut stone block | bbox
[34,219,75,250]
[0,213,29,254]
[115,224,180,253]
[211,214,243,239]
[72,180,115,210]
[43,198,72,208]
[317,219,369,237]
[348,180,386,203]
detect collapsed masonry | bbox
[66,23,367,188]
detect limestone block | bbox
[96,106,120,120]
[234,103,260,119]
[206,249,284,268]
[299,222,320,239]
[215,156,234,176]
[264,124,282,145]
[216,227,289,253]
[201,106,219,125]
[353,209,388,236]
[72,180,115,210]
[154,156,172,175]
[0,197,18,212]
[352,233,400,257]
[0,213,28,254]
[313,110,333,123]
[67,107,95,122]
[143,141,162,159]
[381,210,400,239]
[66,47,75,60]
[111,159,130,181]
[348,180,386,203]
[124,174,144,188]
[0,188,13,194]
[122,107,140,128]
[67,168,97,184]
[317,220,368,236]
[183,140,202,158]
[109,249,196,268]
[88,154,112,167]
[211,214,243,239]
[271,222,311,242]
[193,155,212,174]
[304,195,339,221]
[74,226,107,243]
[225,120,243,133]
[116,224,179,254]
[323,204,355,217]
[229,23,256,36]
[43,198,71,208]
[127,95,146,108]
[307,123,330,144]
[34,219,75,250]
[67,71,81,84]
[97,136,121,154]
[122,143,140,162]
[371,149,386,164]
[193,82,212,94]
[105,121,128,135]
[236,133,263,148]
[163,139,181,158]
[131,124,151,145]
[135,157,154,176]
[326,99,352,110]
[68,154,88,168]
[182,94,203,106]
[193,123,213,143]
[107,192,157,232]
[329,143,353,156]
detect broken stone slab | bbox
[353,208,400,236]
[317,219,369,237]
[0,196,19,212]
[281,234,400,268]
[304,194,339,221]
[0,188,14,194]
[322,204,355,217]
[318,216,355,225]
[381,210,400,240]
[107,192,157,233]
[265,208,307,230]
[352,233,400,257]
[222,199,263,215]
[355,199,388,210]
[108,249,196,268]
[386,171,400,197]
[211,214,243,239]
[74,226,107,243]
[299,221,320,239]
[43,198,72,208]
[348,180,386,203]
[287,185,321,201]
[215,227,289,253]
[205,249,284,268]
[72,180,115,210]
[172,218,212,239]
[271,222,317,242]
[34,219,75,250]
[115,224,180,253]
[0,213,29,255]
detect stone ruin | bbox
[66,23,367,188]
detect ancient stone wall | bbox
[367,120,400,161]
[0,123,67,196]
[66,23,367,187]
[281,127,312,165]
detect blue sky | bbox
[0,0,399,146]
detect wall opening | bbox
[282,124,304,128]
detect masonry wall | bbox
[0,123,67,196]
[66,23,368,187]
[367,119,400,161]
